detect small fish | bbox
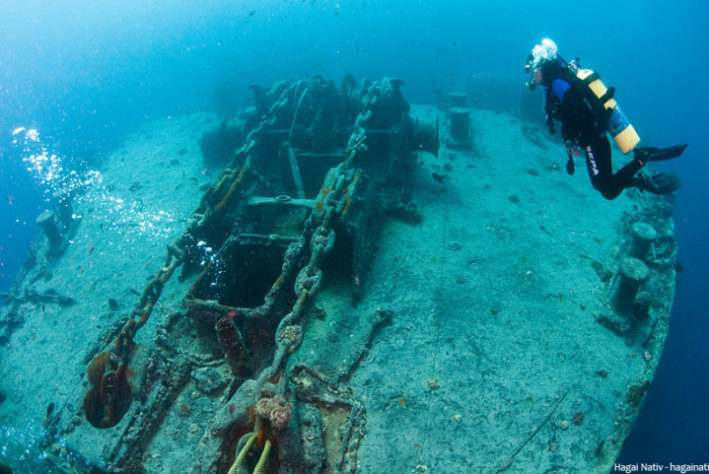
[432,173,445,183]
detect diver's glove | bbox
[565,157,575,175]
[563,140,578,175]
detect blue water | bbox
[1,0,707,466]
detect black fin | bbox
[634,144,687,162]
[637,172,682,195]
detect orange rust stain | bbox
[341,196,353,215]
[216,165,250,210]
[87,352,109,386]
[319,185,334,197]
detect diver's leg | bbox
[585,136,622,200]
[613,157,644,188]
[601,143,680,196]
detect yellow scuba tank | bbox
[575,68,640,154]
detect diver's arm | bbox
[558,87,591,143]
[543,90,558,134]
[557,87,587,175]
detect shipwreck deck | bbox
[0,93,676,473]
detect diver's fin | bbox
[636,172,682,195]
[634,144,687,162]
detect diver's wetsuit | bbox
[540,60,642,200]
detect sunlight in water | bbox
[12,127,98,198]
[11,127,177,240]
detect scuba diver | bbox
[524,38,687,200]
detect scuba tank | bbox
[566,59,640,154]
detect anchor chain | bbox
[261,129,367,386]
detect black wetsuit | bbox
[540,60,642,200]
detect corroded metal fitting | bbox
[612,257,650,312]
[449,91,468,108]
[52,190,74,226]
[35,209,63,247]
[630,222,658,261]
[449,107,470,141]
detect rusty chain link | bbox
[262,128,368,388]
[112,87,284,351]
[112,80,369,383]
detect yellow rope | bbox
[226,432,257,474]
[252,439,271,474]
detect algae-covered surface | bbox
[0,103,676,473]
[344,107,674,472]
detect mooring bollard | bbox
[449,91,468,108]
[53,190,75,227]
[36,209,63,247]
[612,257,650,312]
[630,222,657,261]
[448,107,472,150]
[36,209,68,257]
